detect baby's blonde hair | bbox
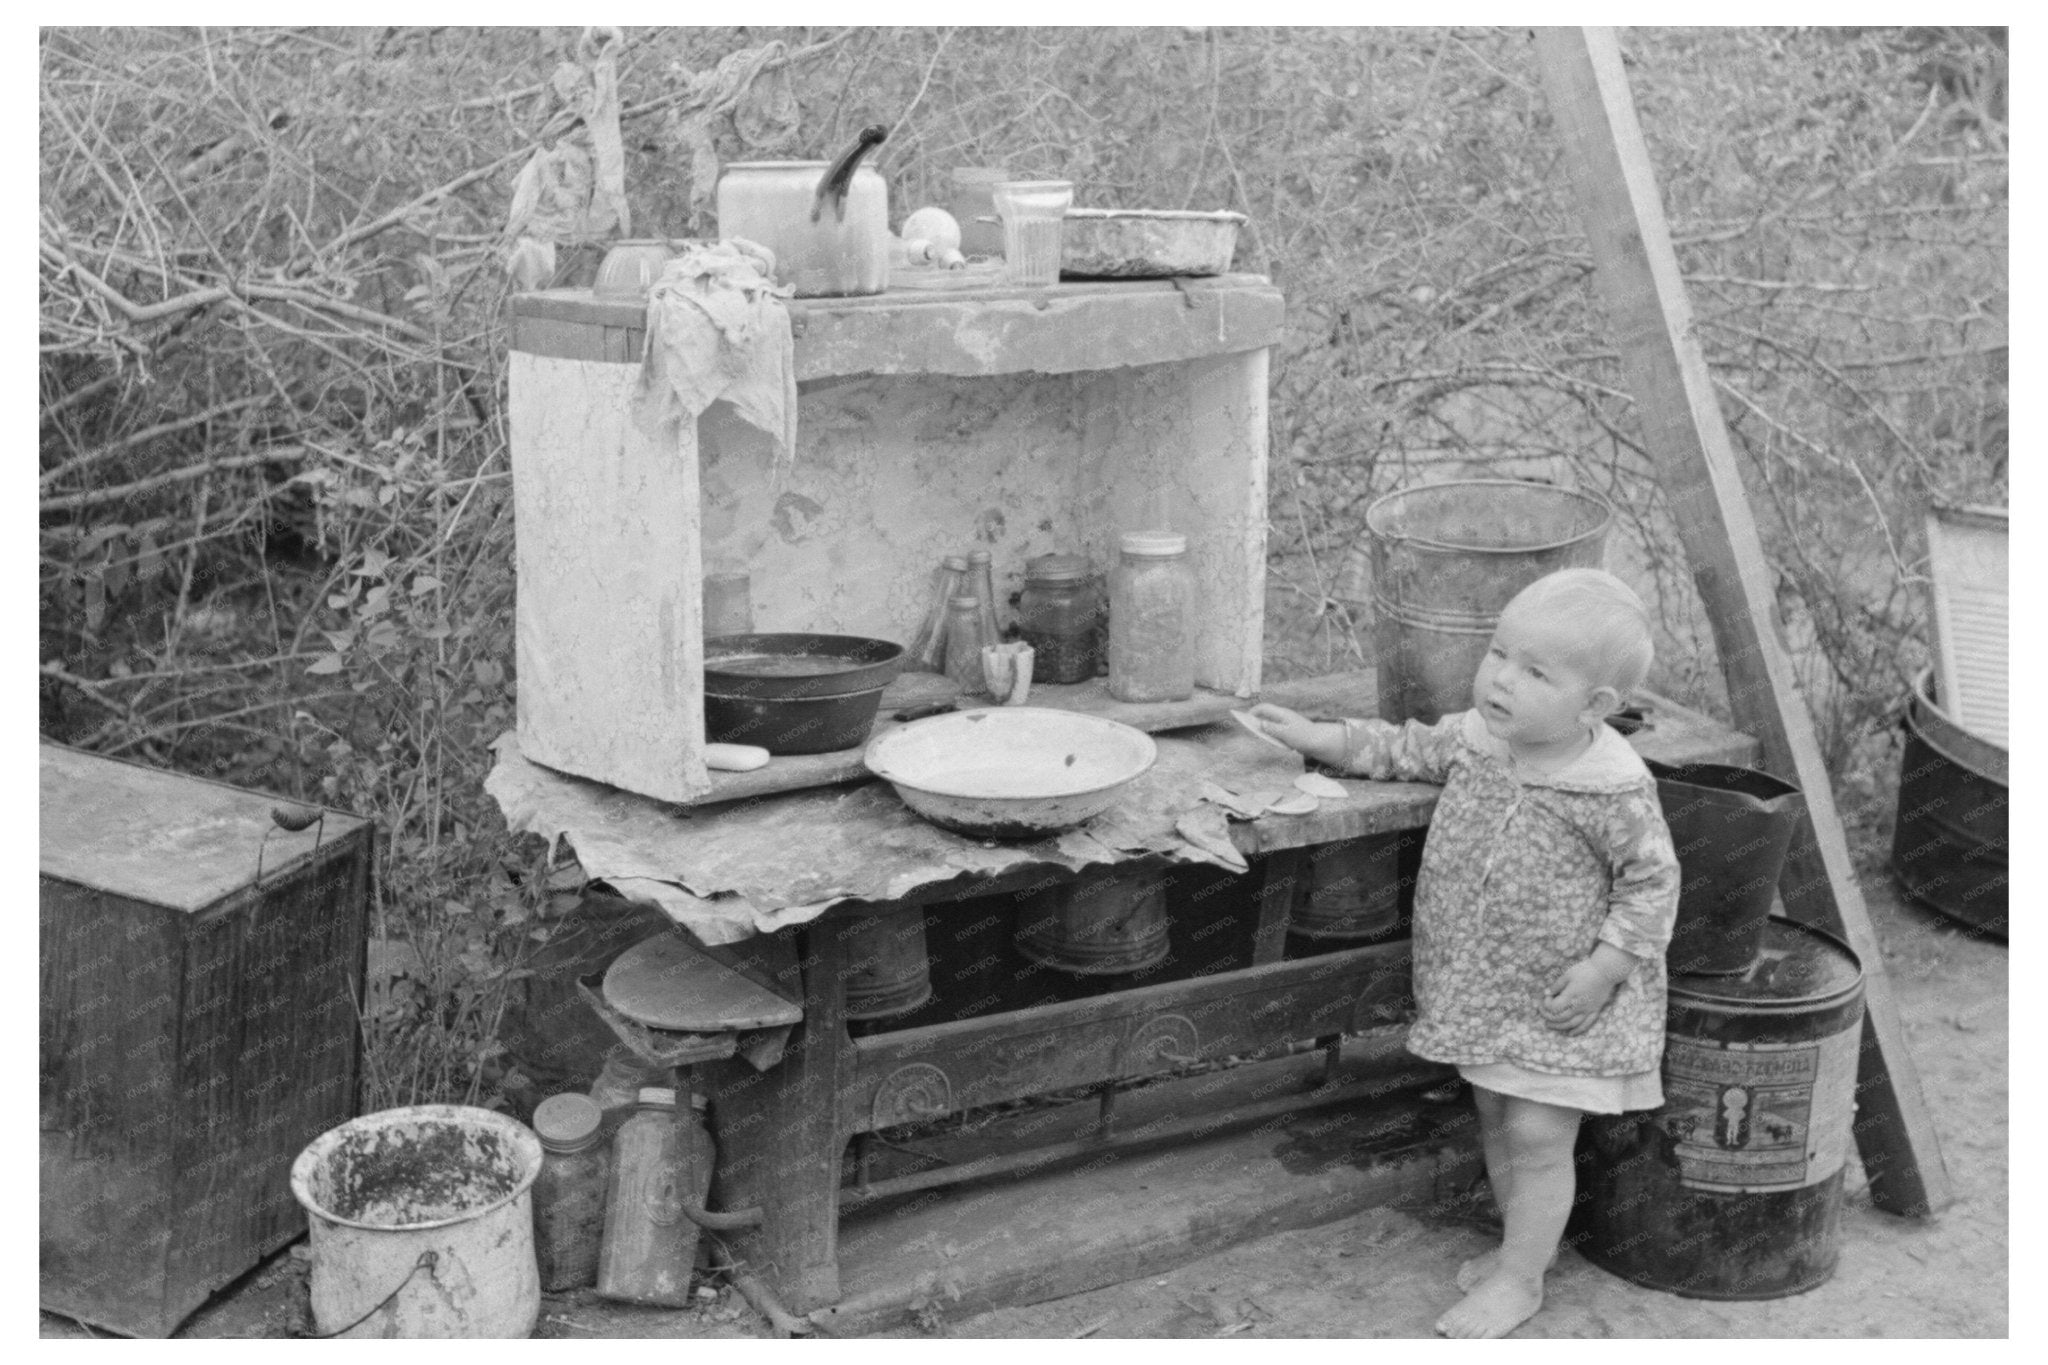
[1502,567,1654,698]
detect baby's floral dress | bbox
[1339,710,1681,1078]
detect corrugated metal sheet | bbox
[1926,504,2007,748]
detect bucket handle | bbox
[304,1249,439,1339]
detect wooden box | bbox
[508,275,1285,805]
[39,744,372,1337]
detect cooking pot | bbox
[716,125,890,297]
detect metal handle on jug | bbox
[812,124,888,224]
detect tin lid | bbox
[1672,919,1863,1007]
[967,549,993,565]
[949,594,981,610]
[1025,553,1092,584]
[533,1093,603,1150]
[942,555,971,571]
[637,1086,679,1107]
[1120,531,1187,558]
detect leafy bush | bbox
[39,26,2006,1108]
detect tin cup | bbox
[992,180,1073,287]
[981,641,1035,706]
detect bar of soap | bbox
[704,743,771,772]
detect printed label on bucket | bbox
[1658,1025,1859,1193]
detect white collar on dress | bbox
[1457,708,1652,793]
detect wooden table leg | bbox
[707,919,855,1313]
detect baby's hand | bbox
[1246,704,1349,767]
[1541,958,1623,1035]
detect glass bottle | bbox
[967,549,1004,646]
[1018,554,1101,685]
[942,594,991,697]
[531,1092,610,1291]
[597,1087,694,1307]
[906,555,971,673]
[1107,531,1196,702]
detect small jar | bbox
[942,594,991,697]
[531,1093,610,1291]
[1018,554,1101,684]
[1107,531,1195,702]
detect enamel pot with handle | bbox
[716,125,890,297]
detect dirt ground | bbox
[42,864,2006,1341]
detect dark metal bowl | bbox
[702,632,904,755]
[703,686,889,755]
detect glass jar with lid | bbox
[531,1092,610,1291]
[1107,531,1195,702]
[1018,553,1101,685]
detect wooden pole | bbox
[1533,26,1950,1216]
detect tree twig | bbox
[41,448,305,515]
[41,396,268,489]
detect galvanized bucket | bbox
[1364,480,1613,724]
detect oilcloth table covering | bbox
[485,724,1310,945]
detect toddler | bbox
[1250,566,1679,1339]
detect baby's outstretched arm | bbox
[1249,705,1464,784]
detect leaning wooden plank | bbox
[1533,26,1950,1216]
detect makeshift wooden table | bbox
[534,678,1756,1316]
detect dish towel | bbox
[633,238,797,469]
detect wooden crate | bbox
[508,275,1284,805]
[39,744,373,1338]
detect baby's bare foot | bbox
[1455,1245,1558,1292]
[1434,1271,1544,1339]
